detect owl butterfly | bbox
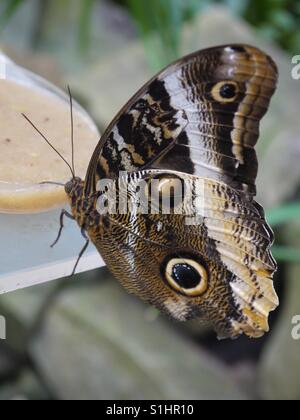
[45,45,280,339]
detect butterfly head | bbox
[64,177,83,196]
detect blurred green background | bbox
[0,0,299,400]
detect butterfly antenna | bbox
[40,181,65,187]
[22,113,75,179]
[67,86,76,178]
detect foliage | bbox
[0,0,97,50]
[125,0,201,68]
[240,0,300,54]
[1,0,300,56]
[124,0,300,65]
[0,0,24,27]
[267,203,300,263]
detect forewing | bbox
[85,44,278,197]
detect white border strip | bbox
[0,252,105,295]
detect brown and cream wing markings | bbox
[65,44,279,339]
[84,44,278,197]
[86,169,278,338]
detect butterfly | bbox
[25,44,279,340]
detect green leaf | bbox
[0,0,25,28]
[126,0,200,69]
[266,203,300,227]
[127,0,181,68]
[272,245,300,263]
[78,0,96,52]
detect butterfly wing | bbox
[85,44,278,197]
[84,44,278,339]
[90,169,277,339]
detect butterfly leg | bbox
[51,209,75,248]
[71,229,90,276]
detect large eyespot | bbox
[163,256,208,297]
[211,81,239,103]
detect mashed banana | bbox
[0,79,99,213]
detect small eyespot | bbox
[164,257,208,297]
[145,174,185,214]
[211,81,239,103]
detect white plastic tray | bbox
[0,50,104,294]
[0,208,104,294]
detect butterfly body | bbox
[65,44,279,339]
